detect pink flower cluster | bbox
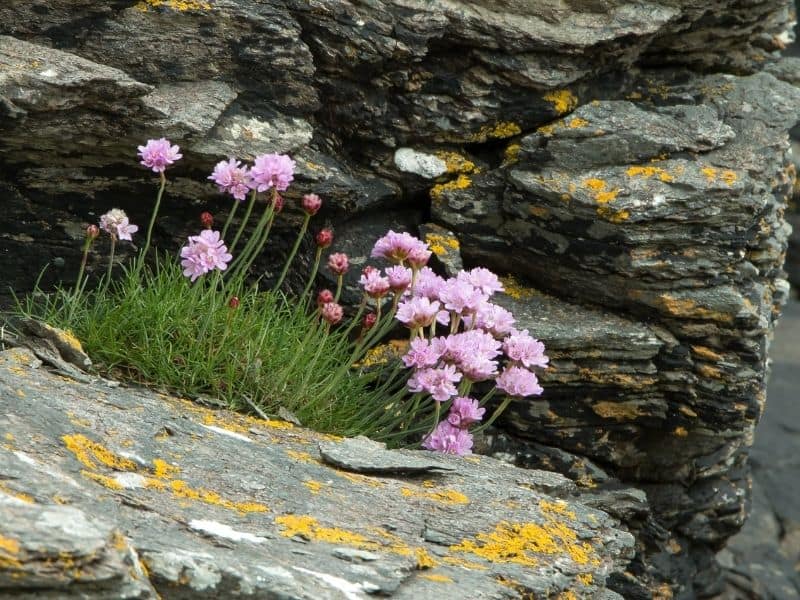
[362,231,548,456]
[138,138,182,173]
[99,209,138,241]
[208,153,296,201]
[179,230,233,282]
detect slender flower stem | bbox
[221,199,240,240]
[472,396,513,434]
[334,275,344,303]
[102,237,117,295]
[142,172,166,260]
[301,246,323,300]
[228,199,275,282]
[229,189,258,255]
[73,238,92,301]
[274,213,311,291]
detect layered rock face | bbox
[1,1,798,598]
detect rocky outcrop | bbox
[1,1,799,597]
[0,345,634,599]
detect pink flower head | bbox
[316,228,334,248]
[250,153,295,192]
[503,329,549,369]
[435,330,501,381]
[208,158,252,201]
[371,230,429,264]
[317,289,334,307]
[407,246,432,269]
[385,265,412,293]
[362,313,377,331]
[137,138,182,173]
[496,365,543,398]
[179,229,233,282]
[447,397,486,428]
[412,267,446,301]
[321,302,344,325]
[200,211,214,229]
[229,296,240,309]
[469,302,516,337]
[407,364,462,402]
[359,269,390,299]
[396,296,441,329]
[423,421,473,455]
[458,267,504,297]
[438,278,485,316]
[302,193,322,216]
[99,209,139,241]
[327,252,350,276]
[402,337,444,369]
[86,224,100,240]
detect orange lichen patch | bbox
[285,450,318,464]
[591,401,643,421]
[336,471,385,487]
[691,345,723,361]
[500,275,536,300]
[698,364,724,379]
[425,233,460,257]
[422,480,437,488]
[0,535,22,570]
[415,547,439,569]
[275,515,377,549]
[200,413,250,434]
[596,205,629,222]
[568,117,589,128]
[81,471,124,490]
[435,151,477,175]
[152,459,180,479]
[134,0,211,11]
[62,434,138,472]
[577,573,593,585]
[626,165,674,183]
[451,516,598,568]
[700,166,718,182]
[429,174,472,200]
[529,205,550,219]
[537,123,557,136]
[401,487,470,505]
[539,500,577,520]
[583,178,607,192]
[655,295,733,323]
[354,339,409,368]
[169,480,268,513]
[503,143,521,164]
[303,480,325,495]
[673,427,689,438]
[679,405,698,418]
[419,573,453,583]
[558,591,579,600]
[0,536,20,555]
[595,189,620,204]
[544,90,578,115]
[440,555,489,570]
[720,170,738,185]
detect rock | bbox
[0,347,633,598]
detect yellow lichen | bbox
[429,174,472,200]
[0,483,34,504]
[568,117,589,129]
[354,340,409,368]
[134,0,211,11]
[336,471,384,487]
[62,434,137,472]
[81,471,124,490]
[720,170,737,185]
[595,189,620,204]
[626,165,674,183]
[577,573,593,585]
[401,487,470,505]
[591,401,643,421]
[169,480,269,513]
[275,515,377,549]
[285,450,318,463]
[415,548,439,569]
[152,459,180,479]
[440,555,489,571]
[543,90,578,115]
[700,166,717,182]
[596,206,630,223]
[655,295,733,323]
[304,480,324,494]
[583,178,607,191]
[425,233,460,257]
[539,500,577,520]
[503,143,521,164]
[0,536,20,555]
[435,151,477,174]
[419,573,453,583]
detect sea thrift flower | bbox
[137,138,182,173]
[362,313,377,331]
[321,302,344,325]
[229,296,240,309]
[469,303,516,337]
[327,252,350,276]
[179,230,233,282]
[407,364,462,402]
[208,158,252,201]
[396,296,441,329]
[438,278,485,316]
[317,289,334,306]
[86,224,100,240]
[316,228,334,248]
[302,193,322,216]
[250,153,295,192]
[495,365,543,398]
[407,246,432,269]
[423,421,473,455]
[385,265,413,293]
[447,397,486,428]
[402,337,443,369]
[371,230,430,264]
[413,268,446,301]
[503,330,549,369]
[200,211,214,229]
[458,267,504,297]
[100,209,139,241]
[359,269,391,298]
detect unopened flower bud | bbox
[86,224,100,240]
[317,289,334,306]
[316,228,333,248]
[361,265,378,278]
[363,313,377,330]
[229,296,240,309]
[302,193,322,216]
[327,252,349,276]
[200,211,214,229]
[272,193,284,213]
[321,301,343,325]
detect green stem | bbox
[221,198,240,240]
[301,246,323,300]
[102,237,117,295]
[73,238,92,301]
[142,172,166,261]
[274,213,311,291]
[228,189,258,255]
[228,200,275,283]
[472,396,513,434]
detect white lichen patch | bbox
[201,424,253,443]
[292,566,374,600]
[189,519,269,544]
[112,472,150,489]
[394,148,448,179]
